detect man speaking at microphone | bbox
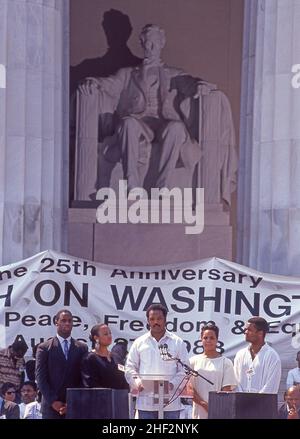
[125,304,189,419]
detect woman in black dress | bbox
[81,324,128,390]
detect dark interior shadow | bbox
[69,9,142,203]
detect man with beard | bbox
[233,316,281,393]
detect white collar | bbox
[56,334,71,345]
[148,329,174,342]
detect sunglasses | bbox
[6,391,16,395]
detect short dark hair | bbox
[89,323,108,348]
[1,382,16,396]
[247,317,269,336]
[201,323,219,339]
[146,303,168,318]
[54,309,73,323]
[21,381,37,392]
[11,336,28,357]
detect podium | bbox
[208,392,278,419]
[129,374,186,419]
[66,388,129,419]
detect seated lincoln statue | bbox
[75,24,237,203]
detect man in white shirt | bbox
[125,304,189,419]
[233,316,281,393]
[23,399,42,419]
[286,351,300,389]
[19,381,37,418]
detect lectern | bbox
[208,392,277,419]
[129,374,187,419]
[66,388,129,419]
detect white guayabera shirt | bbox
[125,330,189,411]
[233,343,281,393]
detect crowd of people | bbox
[0,306,299,419]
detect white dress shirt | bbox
[234,343,281,394]
[23,401,42,419]
[19,402,26,419]
[125,330,189,411]
[56,334,71,357]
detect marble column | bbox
[0,0,69,265]
[237,0,300,275]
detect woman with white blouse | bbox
[189,323,237,419]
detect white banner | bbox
[0,250,300,364]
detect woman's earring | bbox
[95,340,100,350]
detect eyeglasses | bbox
[6,391,16,395]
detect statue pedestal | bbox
[67,203,232,265]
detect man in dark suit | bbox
[35,309,88,419]
[278,385,300,419]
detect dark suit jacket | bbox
[278,403,300,419]
[36,336,88,417]
[0,400,20,419]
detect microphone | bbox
[159,344,166,358]
[160,344,208,382]
[159,344,173,361]
[164,344,173,359]
[160,343,214,385]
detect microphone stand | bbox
[159,344,214,385]
[174,356,214,385]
